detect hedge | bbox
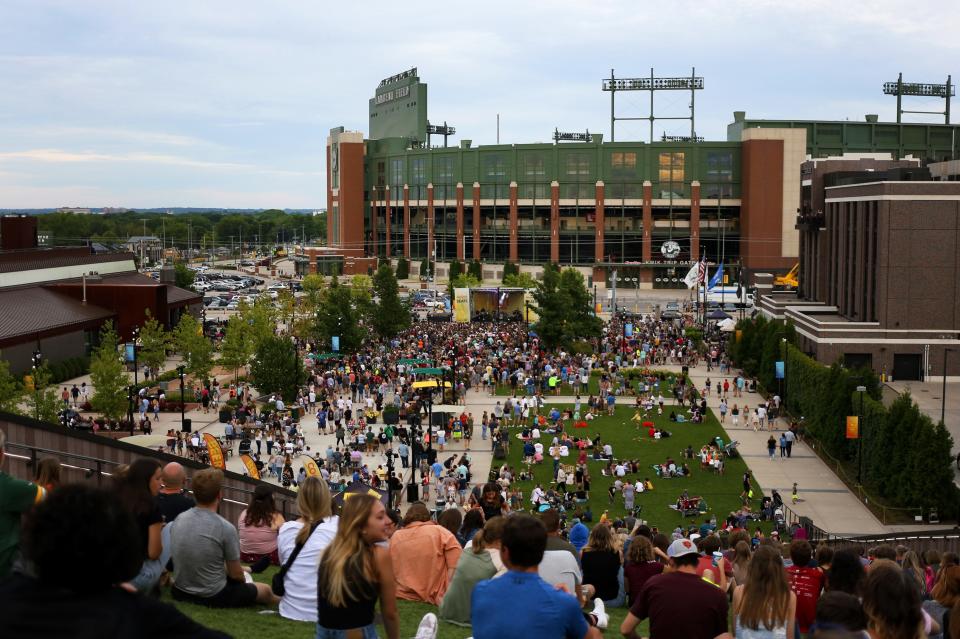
[731,317,960,518]
[48,357,90,385]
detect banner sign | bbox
[775,361,785,380]
[203,433,226,470]
[332,336,340,352]
[239,454,260,479]
[303,457,322,478]
[846,416,860,439]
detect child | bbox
[792,482,799,504]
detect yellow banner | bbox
[239,454,260,479]
[203,433,226,470]
[344,487,383,500]
[302,457,321,478]
[454,287,470,323]
[846,416,860,439]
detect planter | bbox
[383,410,399,425]
[219,409,232,424]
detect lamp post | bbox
[177,365,186,430]
[131,325,139,387]
[943,348,954,426]
[31,349,42,420]
[781,337,788,413]
[856,385,867,486]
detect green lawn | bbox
[166,567,637,638]
[494,370,684,397]
[494,403,770,535]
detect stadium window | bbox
[611,152,637,169]
[658,152,684,183]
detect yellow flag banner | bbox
[845,416,860,440]
[302,457,322,478]
[343,488,383,501]
[239,454,259,479]
[203,433,226,470]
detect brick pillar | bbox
[691,181,701,261]
[403,185,410,258]
[370,187,378,258]
[427,183,435,263]
[472,182,481,260]
[456,182,465,261]
[509,181,519,262]
[550,181,560,263]
[595,181,605,262]
[384,185,391,258]
[642,181,653,262]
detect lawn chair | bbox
[679,496,703,518]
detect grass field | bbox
[492,403,770,535]
[166,567,638,638]
[493,370,684,397]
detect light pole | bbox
[31,349,42,420]
[781,337,788,413]
[856,385,867,486]
[943,348,954,425]
[177,365,186,430]
[131,325,139,387]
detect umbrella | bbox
[718,318,737,332]
[707,309,731,320]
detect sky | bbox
[0,0,958,209]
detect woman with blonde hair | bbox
[902,550,929,599]
[33,457,61,492]
[276,477,339,622]
[731,544,796,638]
[581,523,625,607]
[439,516,508,626]
[316,494,399,639]
[730,540,752,588]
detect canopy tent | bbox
[429,404,462,413]
[398,357,433,365]
[411,380,452,389]
[332,480,388,507]
[409,367,446,376]
[707,309,732,320]
[310,352,342,360]
[718,318,737,332]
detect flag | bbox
[683,261,700,289]
[240,454,260,479]
[708,263,724,290]
[203,433,226,470]
[698,257,707,285]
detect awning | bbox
[412,380,452,389]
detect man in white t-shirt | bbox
[531,484,545,506]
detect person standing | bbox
[783,428,795,458]
[0,430,45,578]
[731,544,796,639]
[767,435,777,460]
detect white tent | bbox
[718,318,737,332]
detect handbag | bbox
[271,521,320,596]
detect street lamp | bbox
[943,348,954,426]
[131,325,140,387]
[31,349,42,420]
[856,385,867,486]
[780,337,788,413]
[177,365,186,431]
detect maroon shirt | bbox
[630,570,728,639]
[624,560,663,605]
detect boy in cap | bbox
[620,538,731,639]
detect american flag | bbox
[697,256,707,284]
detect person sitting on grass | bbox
[0,483,228,638]
[168,469,277,608]
[238,484,286,567]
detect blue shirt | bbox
[472,570,588,639]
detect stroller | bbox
[723,440,740,459]
[773,507,787,534]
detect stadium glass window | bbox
[390,158,403,189]
[658,152,684,183]
[565,153,591,177]
[611,152,637,169]
[524,155,546,178]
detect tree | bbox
[219,314,253,380]
[0,361,22,414]
[241,298,278,352]
[395,257,410,280]
[25,365,61,424]
[531,264,602,350]
[448,260,463,282]
[350,274,375,321]
[173,313,213,383]
[419,259,433,280]
[174,262,195,290]
[502,261,520,281]
[90,322,129,423]
[250,335,303,402]
[372,263,411,339]
[301,273,326,312]
[314,277,367,354]
[137,310,169,375]
[503,272,537,289]
[468,259,483,281]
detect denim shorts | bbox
[315,623,379,639]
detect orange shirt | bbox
[389,521,462,605]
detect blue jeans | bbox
[316,623,379,639]
[601,567,626,608]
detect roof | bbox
[0,251,136,275]
[0,287,114,343]
[166,285,201,305]
[126,236,162,243]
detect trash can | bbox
[181,418,192,433]
[406,483,419,503]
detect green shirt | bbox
[0,471,43,577]
[439,549,497,626]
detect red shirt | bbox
[787,565,824,632]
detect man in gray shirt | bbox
[169,469,276,608]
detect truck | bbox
[774,263,799,290]
[705,286,754,306]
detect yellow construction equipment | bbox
[774,263,799,290]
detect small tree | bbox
[250,335,303,402]
[503,272,537,289]
[372,263,411,338]
[395,257,410,280]
[174,313,213,384]
[219,314,252,380]
[448,260,463,282]
[502,261,520,281]
[174,262,195,290]
[314,277,367,354]
[137,310,169,376]
[468,259,483,281]
[90,323,129,423]
[25,365,61,424]
[419,259,433,279]
[0,360,22,414]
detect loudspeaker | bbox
[406,483,419,503]
[181,418,192,433]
